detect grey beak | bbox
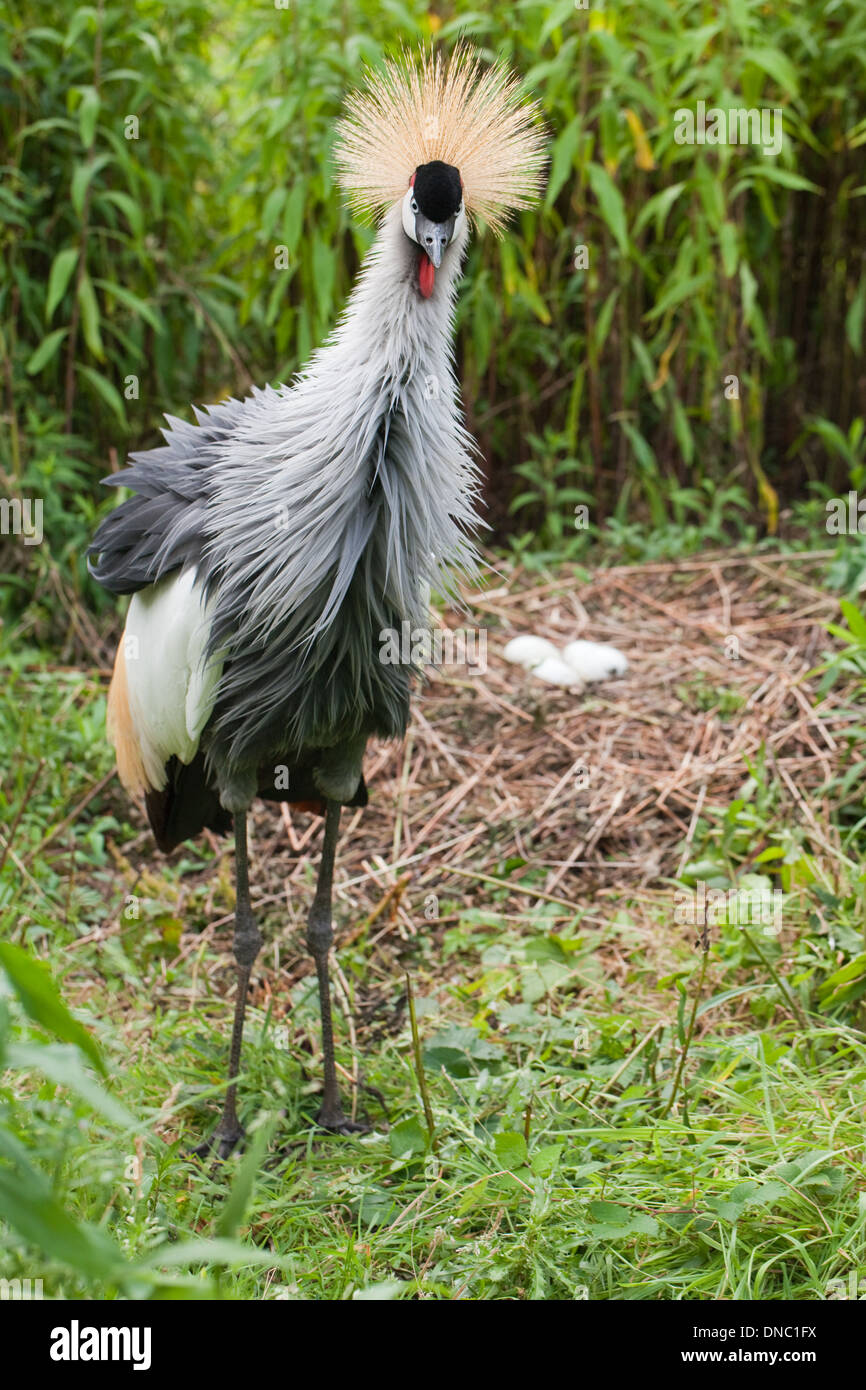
[415,212,456,269]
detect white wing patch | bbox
[121,568,222,791]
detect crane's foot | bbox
[316,1104,369,1136]
[189,1123,244,1161]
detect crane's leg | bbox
[196,811,262,1159]
[306,798,366,1133]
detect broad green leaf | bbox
[0,943,104,1072]
[71,153,111,217]
[353,1280,406,1301]
[64,8,95,50]
[740,261,758,324]
[389,1117,428,1159]
[5,1043,137,1128]
[261,186,287,242]
[216,1116,275,1238]
[77,271,104,360]
[839,599,866,642]
[592,286,619,355]
[281,180,306,257]
[645,273,710,322]
[76,364,126,425]
[846,275,866,354]
[493,1131,528,1171]
[587,162,629,253]
[312,235,335,320]
[531,1144,563,1177]
[633,182,686,239]
[672,397,694,465]
[742,46,800,98]
[25,327,68,374]
[77,84,100,149]
[588,1200,634,1225]
[547,115,583,205]
[516,275,552,324]
[719,221,739,278]
[745,166,821,195]
[585,1200,659,1237]
[132,1238,288,1271]
[0,1169,121,1280]
[101,190,144,239]
[45,246,79,321]
[93,279,163,333]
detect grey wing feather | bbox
[87,389,278,594]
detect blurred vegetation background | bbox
[1,0,865,625]
[3,1,866,1302]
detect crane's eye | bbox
[411,198,418,213]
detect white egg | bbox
[530,655,584,687]
[562,640,628,682]
[503,635,560,670]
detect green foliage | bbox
[2,3,866,1300]
[3,624,866,1297]
[1,0,864,609]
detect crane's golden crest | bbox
[334,45,547,235]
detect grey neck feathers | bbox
[202,204,483,765]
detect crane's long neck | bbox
[273,201,481,627]
[202,203,482,763]
[304,202,470,400]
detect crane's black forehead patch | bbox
[413,160,462,223]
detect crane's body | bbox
[89,47,545,1153]
[92,199,477,849]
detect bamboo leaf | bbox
[846,274,866,355]
[587,162,629,254]
[77,270,104,360]
[593,287,619,354]
[545,115,581,207]
[101,190,144,239]
[741,166,822,195]
[719,221,739,279]
[0,943,104,1073]
[77,84,100,150]
[93,279,163,333]
[45,246,79,321]
[645,273,710,322]
[742,45,800,98]
[71,153,111,217]
[0,1169,122,1280]
[76,364,127,426]
[624,107,655,170]
[25,327,68,374]
[634,182,687,240]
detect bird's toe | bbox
[316,1107,370,1136]
[189,1124,245,1161]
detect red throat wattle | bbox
[418,252,435,299]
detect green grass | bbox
[2,599,866,1302]
[3,0,865,563]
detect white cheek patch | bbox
[402,187,418,242]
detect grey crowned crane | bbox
[88,47,546,1155]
